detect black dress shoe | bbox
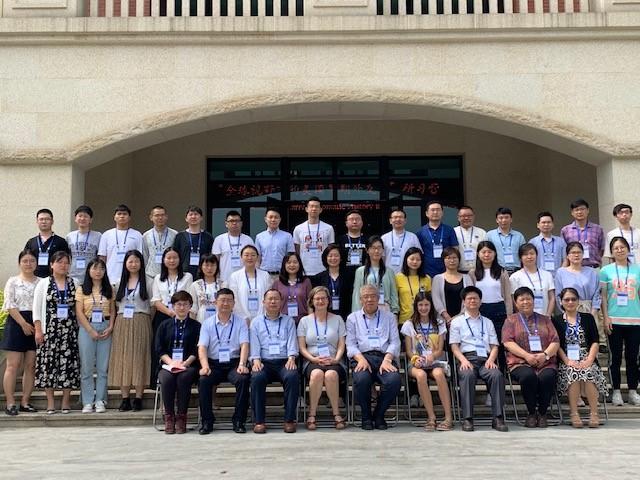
[19,404,37,413]
[132,398,143,411]
[118,398,132,412]
[361,419,374,430]
[199,423,213,435]
[492,416,509,432]
[462,418,474,432]
[233,422,247,434]
[374,418,388,430]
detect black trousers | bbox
[250,359,299,423]
[511,365,557,415]
[199,358,250,426]
[158,367,197,415]
[609,324,640,390]
[351,352,401,422]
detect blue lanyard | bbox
[419,322,432,338]
[464,316,484,341]
[621,228,634,247]
[362,310,381,333]
[460,227,474,245]
[214,315,234,343]
[188,231,202,253]
[153,228,168,249]
[52,278,68,303]
[125,280,139,301]
[116,228,130,251]
[314,314,328,339]
[91,291,103,307]
[518,313,539,336]
[227,233,241,251]
[263,315,282,338]
[565,313,581,340]
[245,270,257,291]
[76,231,90,254]
[37,235,52,253]
[328,275,339,295]
[615,262,630,290]
[573,222,588,243]
[370,268,381,286]
[524,268,543,292]
[204,281,218,302]
[287,283,298,300]
[307,222,320,243]
[167,276,178,296]
[391,231,406,249]
[426,226,444,246]
[174,318,186,348]
[541,237,555,256]
[498,232,513,250]
[348,235,363,248]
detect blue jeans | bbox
[78,321,112,405]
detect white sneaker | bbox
[95,401,107,413]
[410,394,420,408]
[485,396,492,407]
[82,403,94,414]
[612,390,624,406]
[628,390,640,406]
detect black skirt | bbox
[1,311,36,352]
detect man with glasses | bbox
[381,208,422,274]
[417,201,459,278]
[560,199,604,269]
[173,205,215,279]
[212,210,254,284]
[454,206,486,273]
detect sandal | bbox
[437,419,454,431]
[424,418,437,432]
[334,415,346,430]
[570,413,584,428]
[588,413,600,428]
[46,409,56,415]
[306,415,317,431]
[19,404,37,413]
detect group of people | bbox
[1,196,636,433]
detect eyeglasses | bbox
[226,219,241,224]
[314,296,329,302]
[562,297,579,302]
[173,301,191,308]
[362,294,379,299]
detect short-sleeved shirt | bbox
[2,276,40,311]
[380,230,423,274]
[212,232,255,283]
[75,288,112,318]
[485,229,526,270]
[605,227,640,263]
[115,281,150,315]
[528,234,567,276]
[292,220,335,276]
[297,313,346,369]
[416,223,459,278]
[25,234,71,278]
[336,233,369,270]
[198,313,249,361]
[400,319,447,357]
[141,227,178,282]
[509,268,554,315]
[454,226,487,272]
[395,273,432,323]
[66,230,102,283]
[255,229,295,273]
[97,228,143,283]
[599,262,640,325]
[449,312,498,354]
[502,312,559,371]
[151,273,194,307]
[560,221,605,268]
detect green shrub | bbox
[0,290,7,330]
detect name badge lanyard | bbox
[418,322,432,354]
[314,314,329,341]
[518,313,541,351]
[615,262,630,297]
[116,228,130,255]
[204,281,218,305]
[565,313,582,343]
[498,233,513,258]
[541,237,555,260]
[348,235,363,250]
[460,227,474,248]
[125,280,140,302]
[174,319,186,350]
[426,227,444,254]
[245,270,258,294]
[464,316,485,349]
[574,222,589,246]
[622,228,636,261]
[329,276,339,297]
[524,268,544,303]
[363,310,381,335]
[263,315,283,339]
[215,316,235,345]
[407,275,425,299]
[76,230,91,255]
[189,231,202,255]
[167,276,179,305]
[37,235,53,255]
[307,222,321,250]
[228,233,241,256]
[391,231,406,252]
[52,279,68,306]
[91,291,104,321]
[153,228,169,254]
[565,313,582,360]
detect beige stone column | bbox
[0,163,84,284]
[597,157,640,233]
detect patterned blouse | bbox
[502,312,560,372]
[2,276,41,311]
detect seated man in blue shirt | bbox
[346,284,401,430]
[198,288,250,435]
[249,289,299,433]
[449,286,508,432]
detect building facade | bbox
[0,1,639,282]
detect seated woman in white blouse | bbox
[228,245,273,323]
[297,286,347,430]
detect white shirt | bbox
[509,268,554,314]
[228,267,273,322]
[2,276,40,311]
[189,278,225,323]
[292,220,335,276]
[151,273,194,307]
[380,230,423,274]
[454,225,487,272]
[141,227,178,282]
[475,270,504,303]
[212,232,255,284]
[97,227,143,283]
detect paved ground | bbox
[2,420,639,479]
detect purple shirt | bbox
[560,221,605,268]
[272,278,312,324]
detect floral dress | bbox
[35,277,80,389]
[557,321,608,396]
